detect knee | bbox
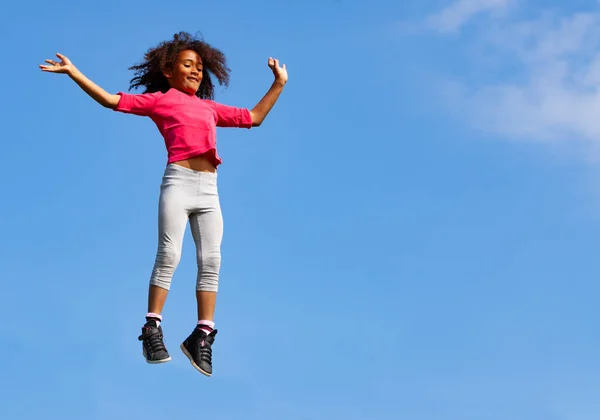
[150,245,182,290]
[196,250,221,292]
[200,250,221,273]
[156,244,182,269]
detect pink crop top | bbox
[114,88,252,166]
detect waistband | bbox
[164,163,218,178]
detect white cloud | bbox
[427,4,600,144]
[426,0,514,33]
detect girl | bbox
[40,31,288,377]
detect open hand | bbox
[40,53,74,75]
[268,57,288,84]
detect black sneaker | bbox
[138,319,171,364]
[180,327,218,376]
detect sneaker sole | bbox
[143,349,171,364]
[146,356,171,364]
[180,343,211,377]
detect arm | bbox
[249,57,288,127]
[40,53,121,109]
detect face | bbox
[163,49,203,94]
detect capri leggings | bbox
[149,163,223,292]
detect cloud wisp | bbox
[425,2,600,144]
[426,0,514,34]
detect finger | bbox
[56,53,71,65]
[282,64,286,69]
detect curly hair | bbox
[127,31,230,100]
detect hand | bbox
[268,57,288,84]
[40,53,75,75]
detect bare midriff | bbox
[172,153,217,173]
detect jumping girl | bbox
[40,32,288,376]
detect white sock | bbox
[146,312,162,327]
[197,319,214,333]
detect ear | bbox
[162,69,172,79]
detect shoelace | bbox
[192,330,214,364]
[138,326,167,353]
[199,340,212,364]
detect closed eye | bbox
[183,64,203,72]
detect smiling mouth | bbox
[187,77,199,83]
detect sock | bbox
[146,312,162,327]
[197,319,215,334]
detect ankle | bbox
[146,312,162,327]
[197,319,214,333]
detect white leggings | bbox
[149,163,223,292]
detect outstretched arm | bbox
[40,53,121,109]
[249,57,288,127]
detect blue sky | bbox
[3,0,600,418]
